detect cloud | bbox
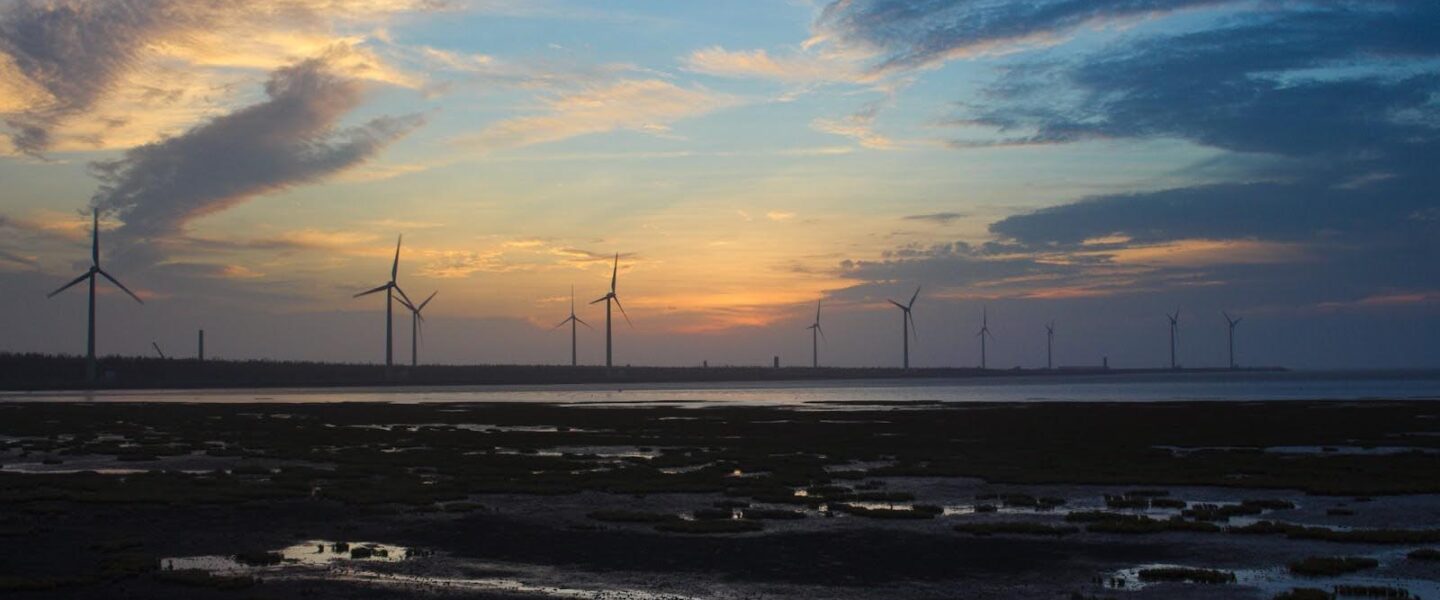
[812,0,1233,75]
[0,0,435,154]
[811,102,896,149]
[684,46,871,85]
[903,212,967,224]
[457,79,735,151]
[766,211,796,222]
[89,56,424,263]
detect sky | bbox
[0,0,1437,370]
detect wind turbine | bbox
[589,253,631,368]
[1166,309,1180,370]
[1045,321,1055,370]
[553,286,591,366]
[353,235,411,369]
[976,307,995,370]
[397,291,436,367]
[806,299,826,368]
[887,286,920,369]
[1223,312,1243,369]
[47,208,144,381]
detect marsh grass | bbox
[586,510,677,523]
[1274,589,1333,600]
[655,519,763,534]
[1136,566,1236,584]
[1333,584,1413,598]
[1407,548,1440,561]
[1287,556,1380,577]
[952,521,1079,536]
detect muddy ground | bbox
[2,400,1439,598]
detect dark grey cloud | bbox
[89,56,423,265]
[0,0,191,154]
[815,0,1231,75]
[902,212,966,224]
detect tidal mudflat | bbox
[2,400,1439,598]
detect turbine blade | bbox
[391,234,402,281]
[417,291,437,311]
[613,295,633,328]
[47,271,91,298]
[817,324,827,343]
[91,208,100,267]
[589,295,609,305]
[354,283,389,298]
[393,284,413,306]
[907,312,919,342]
[397,296,418,312]
[611,253,619,292]
[553,317,571,331]
[887,299,906,310]
[97,268,143,304]
[815,299,822,322]
[575,316,593,329]
[908,285,920,308]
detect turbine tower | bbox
[1166,309,1180,370]
[887,286,920,369]
[589,253,631,368]
[553,286,591,366]
[806,299,826,368]
[1045,321,1055,370]
[976,308,995,370]
[1224,311,1243,369]
[47,208,144,381]
[398,291,437,367]
[353,235,411,369]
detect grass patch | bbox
[154,569,257,590]
[1287,556,1380,577]
[586,510,677,523]
[1136,566,1236,584]
[1274,589,1333,600]
[952,521,1079,536]
[655,519,764,534]
[1334,584,1413,598]
[1407,548,1440,561]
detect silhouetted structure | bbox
[198,330,205,362]
[151,342,165,359]
[1166,309,1180,369]
[553,286,591,367]
[806,299,826,368]
[887,286,920,369]
[354,235,411,370]
[1045,321,1055,370]
[589,254,631,368]
[1224,312,1243,369]
[976,307,994,369]
[46,209,144,381]
[398,291,437,367]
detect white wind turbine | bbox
[47,209,144,381]
[806,299,826,368]
[553,286,592,366]
[589,253,631,368]
[398,291,436,367]
[887,286,920,369]
[353,235,411,368]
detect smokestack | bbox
[198,330,205,362]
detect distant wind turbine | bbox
[887,286,920,369]
[589,254,631,368]
[1224,312,1243,369]
[47,209,144,381]
[1166,309,1180,370]
[398,291,436,367]
[151,342,165,359]
[806,299,826,368]
[553,286,592,366]
[1045,321,1055,370]
[353,235,412,369]
[977,308,995,370]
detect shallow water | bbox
[4,370,1438,407]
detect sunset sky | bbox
[1,0,1437,369]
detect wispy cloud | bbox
[90,55,424,264]
[456,79,736,151]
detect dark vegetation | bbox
[1408,548,1440,561]
[952,522,1079,536]
[0,400,1436,596]
[2,352,1272,391]
[1333,585,1414,598]
[1287,556,1380,577]
[1275,590,1333,600]
[1135,566,1236,584]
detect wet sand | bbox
[2,400,1438,598]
